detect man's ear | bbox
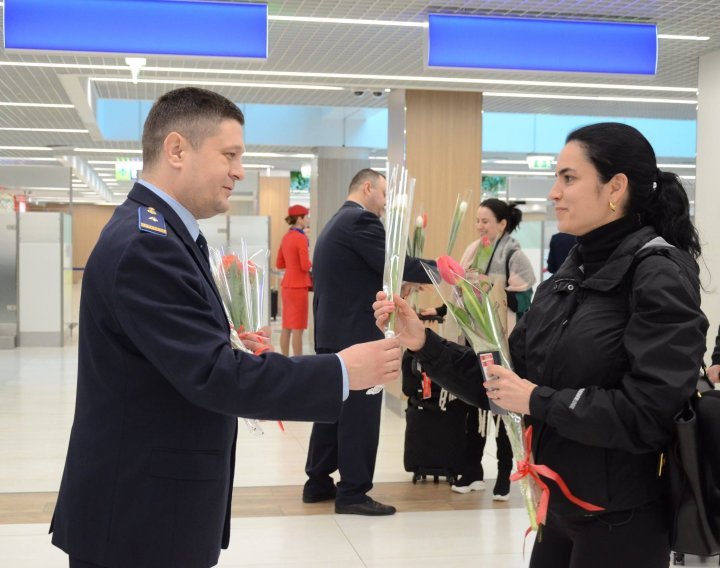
[163,132,186,170]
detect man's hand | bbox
[339,337,402,391]
[419,307,437,317]
[708,364,720,384]
[373,291,426,351]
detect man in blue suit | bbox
[50,88,401,568]
[304,169,434,515]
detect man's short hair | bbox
[348,168,385,193]
[142,87,245,168]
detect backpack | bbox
[630,238,720,556]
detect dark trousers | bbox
[305,348,383,506]
[464,406,513,488]
[530,501,670,568]
[69,558,106,568]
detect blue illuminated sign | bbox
[428,14,657,75]
[4,0,268,59]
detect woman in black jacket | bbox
[375,122,708,568]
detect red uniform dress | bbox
[276,228,312,329]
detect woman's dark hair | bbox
[284,215,304,225]
[566,122,700,258]
[479,198,523,234]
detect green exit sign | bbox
[526,156,555,170]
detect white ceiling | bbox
[0,0,716,202]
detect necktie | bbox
[196,232,209,266]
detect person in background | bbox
[375,122,707,567]
[277,204,312,356]
[304,168,435,516]
[422,199,536,499]
[50,87,402,568]
[547,231,577,274]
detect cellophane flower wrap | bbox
[446,194,469,256]
[406,212,427,310]
[422,256,541,532]
[366,165,416,396]
[209,242,270,435]
[470,235,497,273]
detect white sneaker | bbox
[492,493,510,501]
[451,480,486,494]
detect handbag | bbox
[664,369,720,556]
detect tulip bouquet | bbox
[209,241,271,435]
[423,256,604,536]
[367,165,416,396]
[446,194,469,256]
[423,255,539,530]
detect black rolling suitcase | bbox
[402,351,467,484]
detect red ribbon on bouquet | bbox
[511,425,605,531]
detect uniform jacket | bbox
[313,201,434,351]
[412,225,708,516]
[51,183,343,568]
[277,228,312,288]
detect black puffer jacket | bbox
[413,225,708,516]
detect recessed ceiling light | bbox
[0,156,58,162]
[90,77,345,91]
[0,127,88,133]
[483,170,555,177]
[658,34,710,41]
[0,60,696,95]
[483,92,697,105]
[74,148,142,154]
[0,146,53,151]
[0,101,75,109]
[268,15,425,28]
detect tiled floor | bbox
[0,296,710,566]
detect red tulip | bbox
[422,213,428,229]
[481,235,491,248]
[437,255,465,285]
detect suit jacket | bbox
[51,183,343,568]
[313,201,433,351]
[277,229,312,288]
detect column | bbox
[386,89,484,414]
[310,146,370,256]
[696,50,720,357]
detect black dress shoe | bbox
[335,498,396,516]
[302,488,336,503]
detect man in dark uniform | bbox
[304,168,434,515]
[50,88,401,568]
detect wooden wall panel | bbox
[405,90,483,262]
[71,205,116,283]
[258,176,290,290]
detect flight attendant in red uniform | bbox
[277,204,312,355]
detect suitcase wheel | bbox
[672,552,684,566]
[447,475,456,485]
[412,473,420,484]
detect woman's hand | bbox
[708,364,720,384]
[239,330,273,354]
[484,364,537,415]
[373,291,427,351]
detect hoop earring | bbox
[609,201,617,212]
